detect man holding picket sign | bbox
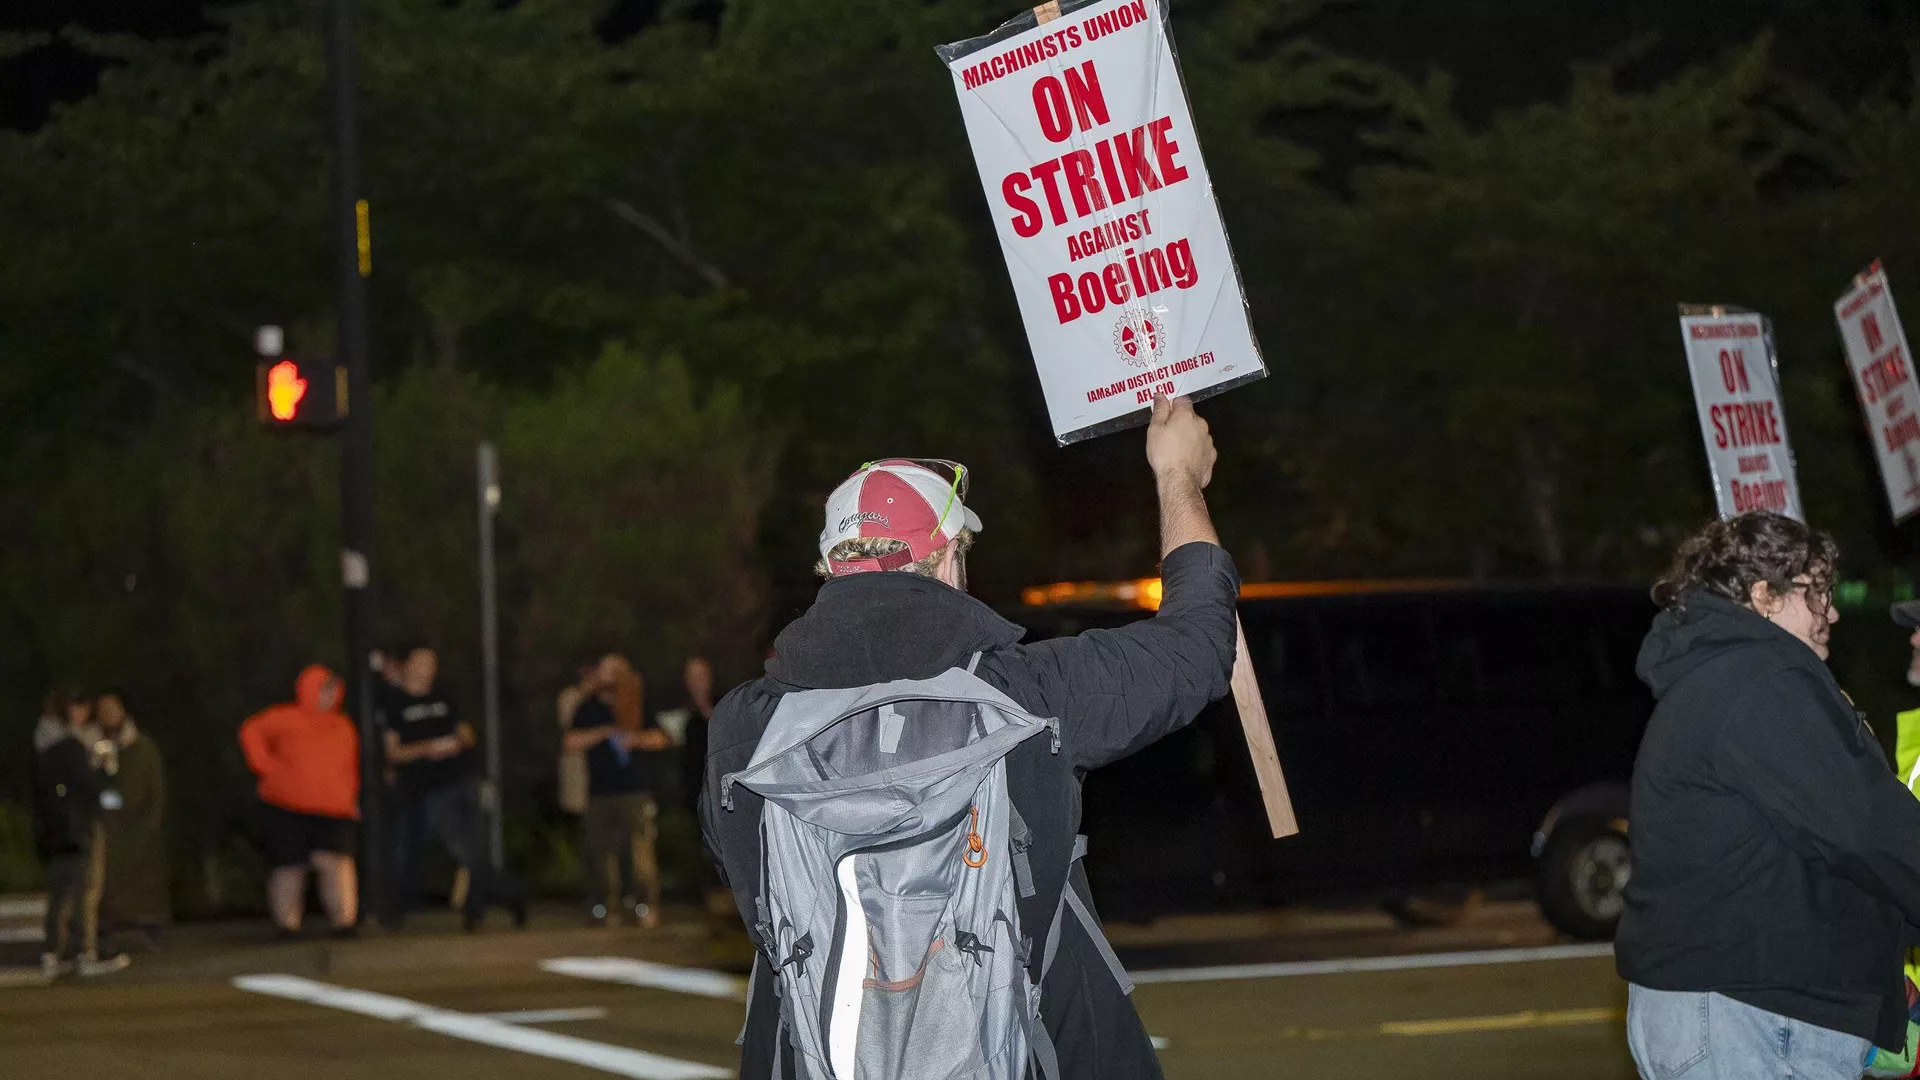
[702,399,1238,1080]
[699,1,1298,1077]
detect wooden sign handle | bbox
[1231,613,1299,838]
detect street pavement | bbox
[0,899,1636,1080]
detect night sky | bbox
[4,0,1910,133]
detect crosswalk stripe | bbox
[232,974,730,1080]
[476,1007,612,1024]
[541,957,748,1001]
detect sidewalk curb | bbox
[0,911,743,989]
[135,926,715,986]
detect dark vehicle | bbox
[1013,578,1655,939]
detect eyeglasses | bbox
[1788,578,1835,609]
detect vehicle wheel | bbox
[1535,816,1630,940]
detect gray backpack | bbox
[720,658,1132,1080]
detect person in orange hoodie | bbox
[239,665,361,937]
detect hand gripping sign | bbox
[937,0,1267,447]
[1834,261,1920,523]
[940,1,1295,839]
[1676,305,1804,522]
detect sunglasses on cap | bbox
[862,458,971,532]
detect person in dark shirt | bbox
[562,654,669,926]
[655,656,726,936]
[32,688,130,980]
[380,642,527,932]
[671,657,716,812]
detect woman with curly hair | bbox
[1618,510,1920,1079]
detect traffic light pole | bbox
[476,442,503,870]
[327,0,382,920]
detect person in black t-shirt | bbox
[562,654,668,926]
[379,642,527,932]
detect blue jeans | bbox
[1627,984,1871,1080]
[387,780,523,922]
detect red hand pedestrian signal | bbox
[255,356,343,429]
[266,360,308,421]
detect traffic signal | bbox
[256,355,346,428]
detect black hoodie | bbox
[701,541,1240,1080]
[1616,590,1920,1048]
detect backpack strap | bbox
[735,957,759,1046]
[753,823,776,957]
[1020,994,1064,1080]
[1063,874,1134,994]
[967,651,984,674]
[1008,804,1037,900]
[1040,834,1133,995]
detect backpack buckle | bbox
[953,930,995,966]
[778,932,814,976]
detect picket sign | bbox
[941,0,1296,839]
[938,0,1266,446]
[1834,261,1920,523]
[1231,614,1299,838]
[1676,305,1804,522]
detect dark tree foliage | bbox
[1,0,1916,902]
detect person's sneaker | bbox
[76,951,130,978]
[586,903,609,928]
[39,952,72,984]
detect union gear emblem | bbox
[1113,310,1166,369]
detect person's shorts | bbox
[260,803,358,868]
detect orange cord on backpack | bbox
[963,806,987,868]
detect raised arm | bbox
[1148,395,1220,556]
[1013,396,1239,772]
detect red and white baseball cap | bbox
[819,459,983,575]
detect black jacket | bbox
[1615,590,1920,1048]
[34,731,106,859]
[701,541,1240,1080]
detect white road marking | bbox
[232,974,729,1080]
[542,957,747,1001]
[1130,942,1616,985]
[0,928,45,944]
[477,1006,611,1024]
[0,897,46,919]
